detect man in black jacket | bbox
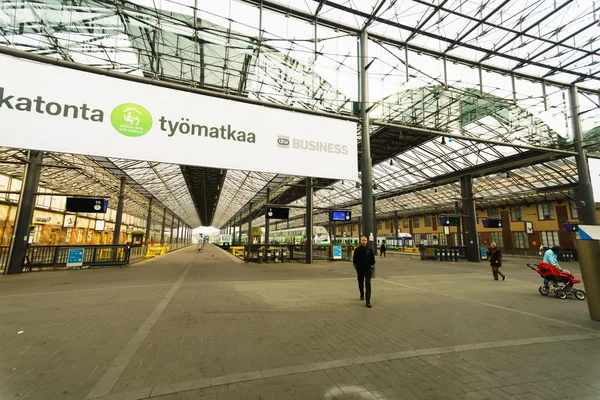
[352,235,376,308]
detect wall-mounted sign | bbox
[0,54,358,180]
[95,220,105,231]
[35,217,52,222]
[525,221,534,234]
[63,214,77,228]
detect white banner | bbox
[0,54,358,180]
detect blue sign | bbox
[330,211,351,221]
[563,223,579,232]
[67,248,84,267]
[333,246,342,260]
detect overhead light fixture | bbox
[390,159,393,165]
[441,137,446,145]
[506,172,510,178]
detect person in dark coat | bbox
[353,235,376,308]
[488,242,505,281]
[379,241,387,257]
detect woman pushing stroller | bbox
[542,246,570,289]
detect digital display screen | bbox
[440,216,460,226]
[265,207,289,219]
[330,211,351,221]
[66,198,108,213]
[482,219,502,228]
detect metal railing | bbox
[0,241,194,273]
[0,244,130,273]
[238,244,354,263]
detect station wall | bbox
[329,200,598,250]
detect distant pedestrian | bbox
[352,235,376,308]
[379,241,387,257]
[488,242,505,281]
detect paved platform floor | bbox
[1,244,599,400]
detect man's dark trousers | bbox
[357,268,372,302]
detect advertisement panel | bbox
[0,54,358,180]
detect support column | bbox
[231,218,236,245]
[113,176,126,245]
[176,219,180,245]
[160,207,167,245]
[247,204,253,245]
[373,195,378,252]
[170,214,175,245]
[460,175,480,262]
[264,188,271,247]
[570,86,598,225]
[5,150,43,275]
[306,177,313,264]
[359,30,375,253]
[238,215,242,245]
[145,197,153,248]
[394,210,399,236]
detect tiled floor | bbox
[1,244,598,400]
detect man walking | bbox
[353,235,376,308]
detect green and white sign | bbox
[111,103,153,137]
[0,54,358,180]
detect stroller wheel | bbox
[575,290,587,300]
[555,290,568,300]
[538,286,549,296]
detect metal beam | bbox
[238,0,600,95]
[480,0,573,62]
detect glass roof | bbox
[1,0,598,230]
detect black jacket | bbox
[489,248,502,267]
[353,246,376,270]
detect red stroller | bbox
[526,262,586,300]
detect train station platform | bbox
[1,244,599,400]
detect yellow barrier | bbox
[230,246,245,259]
[146,246,168,258]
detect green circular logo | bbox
[111,103,152,137]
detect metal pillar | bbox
[176,219,180,245]
[372,195,378,251]
[160,207,167,245]
[569,85,598,225]
[247,203,253,245]
[238,215,242,245]
[113,176,126,245]
[306,177,313,264]
[145,197,153,248]
[5,150,43,275]
[359,30,375,253]
[264,188,271,247]
[170,214,175,245]
[460,175,480,262]
[394,210,399,236]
